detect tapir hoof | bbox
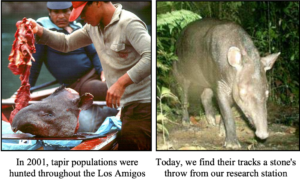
[218,126,226,137]
[206,116,216,126]
[255,131,269,140]
[182,118,191,127]
[182,120,191,127]
[224,139,241,149]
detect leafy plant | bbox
[157,86,180,144]
[157,8,200,93]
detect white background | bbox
[1,1,299,184]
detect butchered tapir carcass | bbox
[173,18,280,149]
[11,85,118,137]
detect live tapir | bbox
[173,18,280,149]
[11,85,118,137]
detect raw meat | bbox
[8,17,36,123]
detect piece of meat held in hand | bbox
[8,17,36,124]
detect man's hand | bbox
[106,81,125,108]
[27,18,43,36]
[106,73,133,108]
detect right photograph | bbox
[156,1,299,150]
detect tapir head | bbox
[11,85,93,137]
[228,47,280,140]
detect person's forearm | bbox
[38,28,92,53]
[127,52,151,83]
[125,21,151,83]
[117,72,134,88]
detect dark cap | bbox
[47,2,72,10]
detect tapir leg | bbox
[201,88,217,126]
[218,119,226,137]
[173,61,191,126]
[216,81,241,149]
[181,78,191,126]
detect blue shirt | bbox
[29,17,102,87]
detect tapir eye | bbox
[40,111,54,117]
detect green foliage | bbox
[157,86,180,144]
[157,10,201,31]
[157,2,199,14]
[157,7,200,90]
[240,2,299,106]
[157,123,169,137]
[219,2,243,23]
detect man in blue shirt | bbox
[30,2,107,100]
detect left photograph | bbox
[1,1,152,151]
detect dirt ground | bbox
[157,106,299,151]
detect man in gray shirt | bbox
[30,1,151,150]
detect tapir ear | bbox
[261,52,280,71]
[53,84,66,96]
[228,47,243,71]
[78,93,94,110]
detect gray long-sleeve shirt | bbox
[37,4,151,106]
